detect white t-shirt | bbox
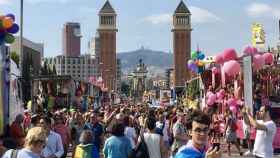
[253,120,277,158]
[124,127,137,149]
[243,119,250,132]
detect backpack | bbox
[129,134,149,158]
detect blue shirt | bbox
[103,136,132,158]
[174,140,206,158]
[2,149,41,158]
[85,122,104,151]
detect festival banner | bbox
[243,56,253,111]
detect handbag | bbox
[129,134,149,158]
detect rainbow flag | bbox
[74,144,99,158]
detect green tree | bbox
[10,51,19,67]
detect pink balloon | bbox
[223,60,241,76]
[207,93,217,106]
[223,48,238,62]
[207,99,215,106]
[262,53,274,65]
[219,89,225,96]
[253,54,265,70]
[229,105,237,113]
[209,93,217,100]
[206,91,213,98]
[212,67,219,74]
[217,92,223,100]
[214,54,224,64]
[227,98,237,107]
[243,46,258,56]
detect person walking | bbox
[242,105,276,158]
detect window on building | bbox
[78,60,80,64]
[68,66,70,69]
[62,58,65,64]
[67,70,70,73]
[73,60,76,64]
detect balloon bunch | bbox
[214,48,241,76]
[0,13,19,44]
[187,50,206,74]
[243,46,274,70]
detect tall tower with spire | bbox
[98,1,118,91]
[172,1,191,92]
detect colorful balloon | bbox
[3,17,13,29]
[200,53,205,60]
[7,23,19,34]
[223,60,241,76]
[4,33,15,44]
[188,60,194,65]
[6,14,15,21]
[191,51,198,59]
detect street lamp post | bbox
[20,0,24,102]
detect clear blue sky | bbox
[1,0,280,57]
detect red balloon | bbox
[262,53,274,65]
[223,48,238,62]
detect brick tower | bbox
[172,0,191,93]
[98,1,117,91]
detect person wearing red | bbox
[23,109,31,131]
[10,114,25,148]
[54,115,71,158]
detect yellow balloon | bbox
[198,61,204,66]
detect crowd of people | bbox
[0,96,277,158]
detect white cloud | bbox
[142,13,172,25]
[141,6,221,25]
[247,3,280,19]
[189,6,221,24]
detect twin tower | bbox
[99,1,191,92]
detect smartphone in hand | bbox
[212,143,220,151]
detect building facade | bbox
[10,37,43,102]
[44,55,98,82]
[172,1,191,91]
[116,58,121,92]
[98,1,118,91]
[63,22,81,57]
